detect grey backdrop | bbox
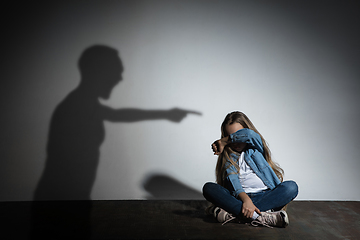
[1,1,360,201]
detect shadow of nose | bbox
[114,77,122,86]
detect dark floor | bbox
[1,200,359,239]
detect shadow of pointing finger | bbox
[142,174,204,200]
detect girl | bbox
[202,111,298,228]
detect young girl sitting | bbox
[203,111,298,228]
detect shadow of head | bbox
[78,45,124,99]
[142,174,204,200]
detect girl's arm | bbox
[238,192,261,218]
[224,159,261,218]
[229,128,263,153]
[212,128,263,155]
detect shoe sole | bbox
[280,210,289,227]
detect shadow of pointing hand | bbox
[167,108,202,122]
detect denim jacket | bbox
[224,128,281,198]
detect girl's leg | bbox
[251,180,298,212]
[202,182,243,217]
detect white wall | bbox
[1,1,360,201]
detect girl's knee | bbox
[283,180,299,198]
[202,182,215,193]
[202,182,214,200]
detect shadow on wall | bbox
[33,45,201,202]
[143,174,204,200]
[30,45,201,239]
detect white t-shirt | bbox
[238,152,268,193]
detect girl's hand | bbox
[211,140,222,155]
[211,137,229,155]
[242,199,261,219]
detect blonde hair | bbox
[215,111,284,187]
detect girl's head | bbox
[215,111,284,185]
[221,111,257,138]
[220,112,259,153]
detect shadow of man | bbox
[31,45,201,239]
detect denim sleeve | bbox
[224,160,244,197]
[229,128,263,153]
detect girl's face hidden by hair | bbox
[225,122,244,135]
[225,123,246,153]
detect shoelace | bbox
[250,219,273,228]
[221,215,237,225]
[250,214,275,228]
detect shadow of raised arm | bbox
[102,106,202,123]
[166,108,202,122]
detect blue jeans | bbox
[202,181,298,217]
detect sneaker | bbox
[213,207,237,225]
[251,210,289,228]
[205,205,216,215]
